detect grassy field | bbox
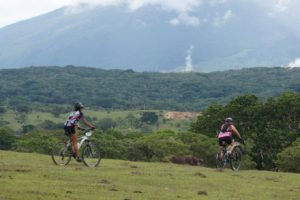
[1,109,195,133]
[0,151,299,200]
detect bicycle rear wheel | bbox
[216,152,226,169]
[230,146,242,171]
[51,141,72,166]
[82,141,101,168]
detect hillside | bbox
[1,108,195,134]
[0,151,299,200]
[0,2,300,71]
[0,66,300,111]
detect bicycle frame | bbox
[216,139,244,171]
[67,130,93,150]
[52,129,101,167]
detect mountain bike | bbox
[51,129,101,167]
[216,139,244,171]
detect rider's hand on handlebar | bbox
[77,126,85,131]
[90,126,96,130]
[239,138,245,144]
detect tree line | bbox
[0,66,300,111]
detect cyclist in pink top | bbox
[64,102,95,162]
[217,117,242,160]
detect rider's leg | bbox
[70,133,79,158]
[220,146,225,160]
[227,137,234,154]
[229,142,235,154]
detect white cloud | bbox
[128,0,202,13]
[209,0,228,6]
[268,0,291,16]
[64,0,124,14]
[170,13,201,27]
[128,0,202,27]
[287,58,300,68]
[213,9,233,27]
[64,0,203,26]
[0,0,73,28]
[274,0,290,12]
[66,0,203,13]
[2,0,300,30]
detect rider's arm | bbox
[231,125,241,139]
[82,118,95,129]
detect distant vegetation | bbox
[0,66,300,110]
[191,92,300,172]
[1,92,299,172]
[0,66,299,172]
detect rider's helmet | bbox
[74,102,84,111]
[225,117,233,123]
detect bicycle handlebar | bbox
[80,127,96,132]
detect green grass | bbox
[1,151,299,200]
[1,109,194,133]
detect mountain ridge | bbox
[0,2,300,71]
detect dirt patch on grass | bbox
[164,112,200,120]
[197,191,208,196]
[131,171,142,175]
[265,177,279,182]
[15,169,31,173]
[195,172,207,178]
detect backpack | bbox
[221,123,231,133]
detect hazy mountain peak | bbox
[0,0,300,72]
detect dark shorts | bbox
[64,126,75,136]
[219,136,232,146]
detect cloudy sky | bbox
[0,0,298,28]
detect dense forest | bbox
[0,66,300,111]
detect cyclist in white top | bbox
[64,102,95,162]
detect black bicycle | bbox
[51,129,101,167]
[216,139,244,171]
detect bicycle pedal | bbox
[76,157,83,162]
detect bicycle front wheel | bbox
[82,141,101,168]
[230,146,242,171]
[51,141,72,166]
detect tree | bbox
[141,112,158,124]
[190,93,300,170]
[0,106,6,114]
[127,130,191,162]
[15,105,31,113]
[0,128,16,150]
[96,118,117,132]
[190,102,223,136]
[276,139,300,172]
[177,132,218,166]
[14,131,57,154]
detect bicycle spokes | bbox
[52,141,72,166]
[82,142,101,168]
[230,147,242,171]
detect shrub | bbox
[14,131,59,154]
[127,130,191,161]
[276,139,300,173]
[0,128,16,150]
[177,132,218,166]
